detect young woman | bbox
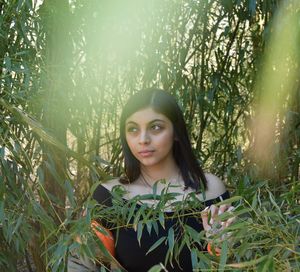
[69,88,234,272]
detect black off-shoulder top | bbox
[93,184,230,272]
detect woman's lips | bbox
[138,150,154,157]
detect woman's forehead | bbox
[125,107,170,124]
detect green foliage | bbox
[0,0,299,271]
[51,184,299,271]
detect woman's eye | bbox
[151,124,163,131]
[127,127,138,133]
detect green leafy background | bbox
[0,0,299,271]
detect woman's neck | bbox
[140,159,180,185]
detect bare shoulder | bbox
[101,177,122,191]
[204,173,227,200]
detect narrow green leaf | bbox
[268,191,285,221]
[251,192,258,209]
[137,221,143,246]
[185,225,200,243]
[0,201,5,222]
[159,213,165,229]
[263,257,274,272]
[146,237,166,255]
[12,214,23,235]
[65,180,76,208]
[126,201,137,225]
[133,205,145,231]
[152,182,158,199]
[152,221,159,235]
[146,220,152,234]
[216,196,243,206]
[227,256,268,268]
[167,227,175,254]
[197,252,211,269]
[219,241,228,272]
[148,264,162,272]
[191,248,198,269]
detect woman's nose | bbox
[139,130,150,144]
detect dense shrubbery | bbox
[0,0,299,271]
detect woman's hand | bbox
[201,204,235,242]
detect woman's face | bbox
[125,107,175,168]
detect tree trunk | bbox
[29,1,72,271]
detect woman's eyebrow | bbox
[126,119,166,126]
[126,121,137,125]
[148,119,166,124]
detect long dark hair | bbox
[120,88,207,191]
